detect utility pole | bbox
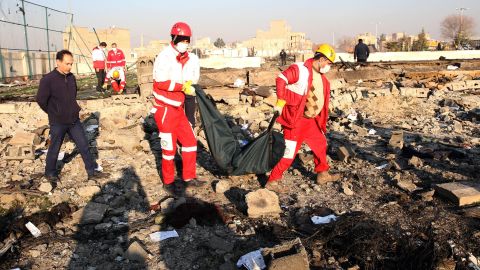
[456,7,469,46]
[374,22,381,50]
[21,0,33,79]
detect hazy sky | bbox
[12,0,480,47]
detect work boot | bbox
[316,171,340,185]
[88,171,110,181]
[264,180,287,193]
[184,178,207,188]
[162,183,176,195]
[45,175,60,189]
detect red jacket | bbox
[276,58,331,133]
[106,49,126,69]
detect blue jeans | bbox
[45,119,96,177]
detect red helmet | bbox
[170,22,192,37]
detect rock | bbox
[9,131,40,146]
[73,202,108,225]
[215,180,231,193]
[337,145,355,162]
[342,182,354,196]
[245,189,281,218]
[0,194,16,205]
[207,235,234,252]
[77,185,101,198]
[140,140,150,151]
[38,182,53,193]
[419,190,435,202]
[453,121,463,132]
[435,182,480,206]
[29,249,41,258]
[389,131,404,150]
[160,198,175,214]
[396,179,418,193]
[408,156,423,168]
[125,241,149,262]
[154,214,166,225]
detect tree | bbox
[441,14,475,48]
[412,28,429,51]
[336,36,355,53]
[213,38,225,48]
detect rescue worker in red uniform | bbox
[266,44,340,192]
[103,67,126,94]
[151,22,204,190]
[106,43,126,70]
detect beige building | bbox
[355,32,377,46]
[134,39,170,58]
[241,20,313,57]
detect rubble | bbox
[435,182,480,206]
[262,238,309,270]
[245,189,281,218]
[0,59,479,269]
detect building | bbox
[241,20,313,57]
[355,33,377,46]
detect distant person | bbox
[152,22,204,191]
[107,42,126,70]
[92,42,107,92]
[36,50,107,184]
[280,49,287,66]
[103,66,126,94]
[354,39,370,63]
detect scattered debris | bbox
[435,182,480,206]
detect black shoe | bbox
[45,175,59,189]
[88,171,110,180]
[184,178,207,187]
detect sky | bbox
[3,0,480,48]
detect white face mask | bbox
[113,48,117,52]
[319,64,331,74]
[176,42,189,53]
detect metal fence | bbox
[0,0,74,80]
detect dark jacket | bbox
[36,69,81,124]
[354,43,370,60]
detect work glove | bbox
[182,80,196,96]
[273,99,286,116]
[102,83,108,90]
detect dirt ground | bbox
[0,59,479,270]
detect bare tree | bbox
[336,36,356,53]
[441,14,475,47]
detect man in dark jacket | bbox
[280,49,287,66]
[354,39,370,63]
[36,50,107,183]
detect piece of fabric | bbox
[304,70,325,118]
[196,85,285,175]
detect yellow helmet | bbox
[315,44,336,63]
[112,70,120,79]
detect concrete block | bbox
[337,146,355,162]
[0,103,17,114]
[5,145,35,160]
[245,189,281,218]
[465,80,480,89]
[389,131,404,150]
[446,81,467,91]
[399,87,428,98]
[435,182,480,206]
[9,131,40,146]
[262,238,309,270]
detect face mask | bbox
[319,64,331,74]
[176,42,189,53]
[113,48,117,52]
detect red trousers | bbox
[153,104,197,184]
[268,117,329,182]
